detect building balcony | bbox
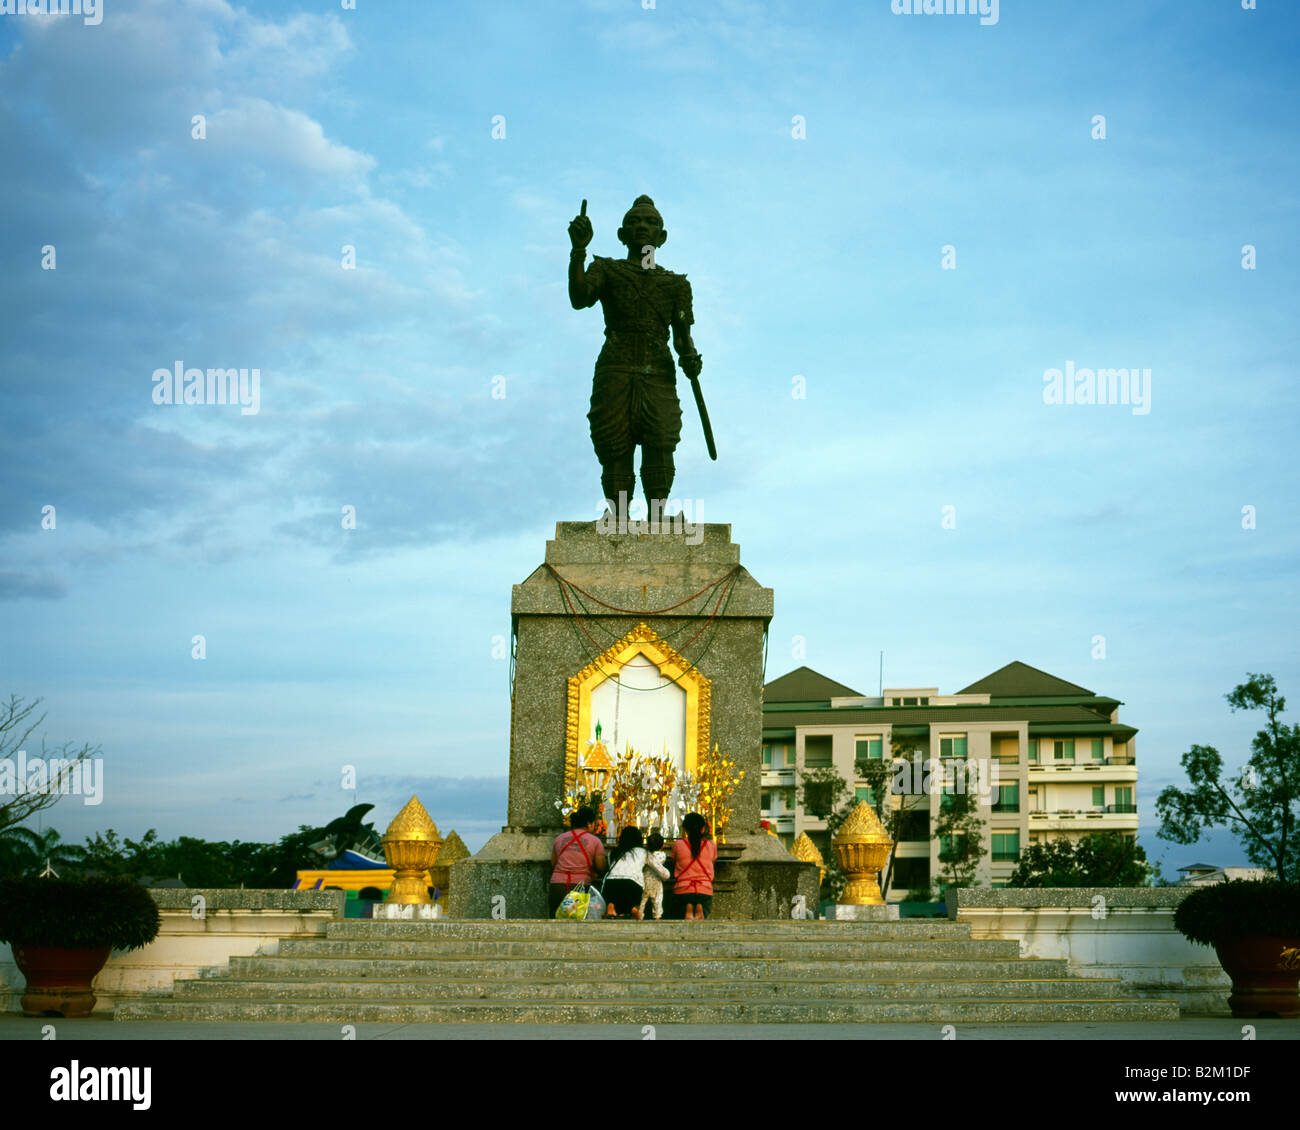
[1028,808,1139,827]
[761,768,796,786]
[1029,761,1137,780]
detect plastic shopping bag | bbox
[555,885,591,919]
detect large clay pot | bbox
[1213,936,1300,1018]
[12,945,112,1018]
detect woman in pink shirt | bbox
[549,806,607,917]
[671,812,716,920]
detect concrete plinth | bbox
[451,520,817,919]
[826,904,901,921]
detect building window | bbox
[897,810,929,841]
[1053,739,1074,761]
[855,736,883,760]
[939,834,970,857]
[939,734,968,759]
[892,857,930,889]
[1112,786,1135,814]
[761,791,771,812]
[994,783,1019,813]
[1091,786,1105,808]
[855,785,877,807]
[804,735,833,767]
[992,832,1020,861]
[1091,738,1103,760]
[762,746,772,767]
[1028,739,1039,762]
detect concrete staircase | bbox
[114,919,1180,1023]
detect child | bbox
[638,832,671,921]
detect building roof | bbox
[1177,863,1220,873]
[958,660,1093,697]
[764,666,862,703]
[763,701,1131,735]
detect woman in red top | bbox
[549,806,607,917]
[671,812,716,920]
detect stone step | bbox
[115,998,1181,1023]
[277,937,1022,961]
[173,975,1128,1003]
[223,955,1071,981]
[322,920,974,941]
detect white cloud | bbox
[206,97,375,180]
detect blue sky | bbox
[1,0,1296,874]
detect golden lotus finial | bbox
[791,832,824,867]
[832,801,892,906]
[791,832,826,887]
[381,797,443,905]
[435,829,469,865]
[837,800,889,841]
[384,795,440,842]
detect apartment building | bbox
[761,661,1139,899]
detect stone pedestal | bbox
[451,520,818,919]
[372,902,443,920]
[825,903,900,922]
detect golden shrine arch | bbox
[564,621,711,791]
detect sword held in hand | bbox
[684,359,717,461]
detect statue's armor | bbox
[584,256,693,466]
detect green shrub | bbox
[1173,879,1300,947]
[0,876,161,951]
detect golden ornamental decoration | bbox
[382,796,443,905]
[582,736,615,772]
[832,800,893,906]
[791,832,826,888]
[428,829,468,910]
[384,795,441,841]
[838,800,890,840]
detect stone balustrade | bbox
[1,889,343,1014]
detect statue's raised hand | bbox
[569,199,593,250]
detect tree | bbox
[0,825,87,877]
[796,766,854,900]
[1155,673,1298,882]
[934,788,985,890]
[0,695,101,833]
[1008,833,1150,887]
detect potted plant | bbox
[0,875,161,1017]
[1173,879,1300,1018]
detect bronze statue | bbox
[568,196,712,520]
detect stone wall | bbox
[947,888,1231,1014]
[0,889,343,1014]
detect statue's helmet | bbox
[619,195,666,248]
[622,195,663,227]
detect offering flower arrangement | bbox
[552,782,608,838]
[696,742,744,844]
[556,733,742,843]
